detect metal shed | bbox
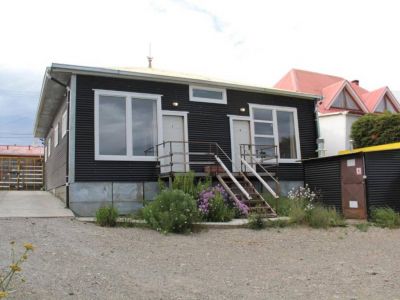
[303,143,400,219]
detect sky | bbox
[1,0,400,145]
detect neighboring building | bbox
[0,145,44,190]
[34,63,320,216]
[274,69,400,156]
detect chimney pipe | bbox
[351,80,359,86]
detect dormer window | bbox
[375,96,397,113]
[331,89,361,111]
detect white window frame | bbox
[62,110,68,138]
[189,85,227,104]
[54,124,59,147]
[48,137,52,157]
[249,104,301,163]
[94,89,163,161]
[44,145,48,162]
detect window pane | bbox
[385,97,397,112]
[99,95,126,155]
[375,100,385,112]
[253,108,272,121]
[254,137,275,158]
[332,92,345,108]
[344,91,359,110]
[132,98,157,156]
[254,122,273,135]
[277,111,297,159]
[192,88,223,100]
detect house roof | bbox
[274,69,399,114]
[0,145,44,157]
[34,63,321,138]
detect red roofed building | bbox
[0,145,44,190]
[274,69,400,156]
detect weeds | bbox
[248,213,266,230]
[95,206,119,227]
[355,223,370,232]
[371,207,400,228]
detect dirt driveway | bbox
[1,218,400,299]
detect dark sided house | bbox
[34,64,320,216]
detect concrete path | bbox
[0,191,74,218]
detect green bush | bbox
[96,206,119,227]
[263,194,292,216]
[371,207,400,228]
[351,112,400,148]
[172,171,211,199]
[143,189,199,234]
[206,193,235,222]
[248,213,266,230]
[307,206,346,229]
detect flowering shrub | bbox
[1,242,34,298]
[198,184,249,220]
[287,184,319,211]
[143,189,199,233]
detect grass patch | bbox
[247,213,266,230]
[355,223,370,232]
[371,207,400,228]
[95,206,118,227]
[307,206,346,229]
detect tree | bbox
[351,112,400,148]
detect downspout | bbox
[314,98,323,157]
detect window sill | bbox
[95,155,157,162]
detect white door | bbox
[162,115,187,173]
[232,120,251,172]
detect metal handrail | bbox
[240,145,279,185]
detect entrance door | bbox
[232,120,251,172]
[162,115,187,173]
[341,156,367,219]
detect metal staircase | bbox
[146,141,279,217]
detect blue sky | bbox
[1,0,400,145]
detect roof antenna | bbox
[147,43,153,68]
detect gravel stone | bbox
[1,218,400,299]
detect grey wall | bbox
[45,97,68,190]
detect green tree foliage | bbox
[351,112,400,148]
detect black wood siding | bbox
[75,75,317,182]
[304,157,342,212]
[365,150,400,211]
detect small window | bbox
[48,138,52,157]
[376,96,398,113]
[54,124,59,147]
[189,85,227,104]
[62,110,68,138]
[331,89,361,111]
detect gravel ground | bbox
[1,218,400,300]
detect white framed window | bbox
[250,104,301,162]
[94,89,162,161]
[62,110,68,138]
[44,145,47,162]
[48,138,52,157]
[189,85,227,104]
[54,124,59,147]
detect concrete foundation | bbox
[50,185,67,204]
[69,181,159,217]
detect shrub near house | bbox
[351,112,400,148]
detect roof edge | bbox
[50,63,321,100]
